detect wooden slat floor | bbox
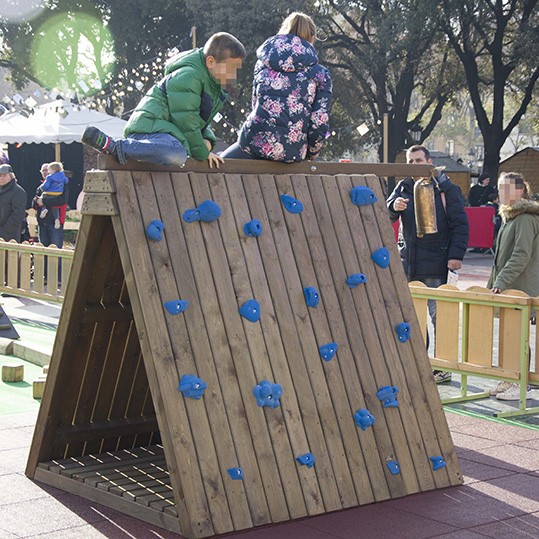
[37,445,177,517]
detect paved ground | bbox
[0,251,538,538]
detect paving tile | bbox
[459,445,539,473]
[24,525,112,538]
[0,446,32,474]
[513,438,539,451]
[430,531,489,538]
[0,526,19,539]
[301,503,457,538]
[451,432,504,452]
[458,458,515,485]
[0,473,52,504]
[448,419,539,443]
[0,411,38,430]
[469,511,539,538]
[23,517,184,538]
[194,521,330,539]
[0,495,113,536]
[389,485,526,528]
[469,474,539,513]
[93,514,184,539]
[0,426,32,451]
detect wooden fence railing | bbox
[410,282,539,418]
[0,239,74,303]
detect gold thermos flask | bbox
[414,178,437,237]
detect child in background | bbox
[82,32,245,169]
[37,162,69,229]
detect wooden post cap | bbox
[33,379,46,399]
[2,364,24,382]
[42,365,49,374]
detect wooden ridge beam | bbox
[98,155,433,178]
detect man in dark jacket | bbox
[387,145,469,383]
[469,172,497,207]
[0,164,27,242]
[82,32,245,168]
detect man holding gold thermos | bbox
[387,145,469,384]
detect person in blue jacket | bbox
[222,12,332,162]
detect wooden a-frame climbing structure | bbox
[26,159,462,538]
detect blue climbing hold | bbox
[296,453,315,468]
[244,219,263,237]
[346,273,367,288]
[319,342,338,362]
[371,247,390,269]
[253,380,283,409]
[280,194,304,214]
[239,299,261,323]
[350,185,378,206]
[164,300,189,315]
[304,286,320,308]
[354,409,376,431]
[386,460,400,475]
[376,385,399,408]
[178,374,207,400]
[396,322,411,343]
[182,199,222,223]
[430,456,446,471]
[227,467,243,480]
[146,219,165,242]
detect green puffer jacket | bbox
[488,199,539,296]
[124,48,225,161]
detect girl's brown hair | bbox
[499,171,531,199]
[279,12,316,43]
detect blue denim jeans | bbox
[38,223,64,282]
[220,142,253,159]
[39,224,63,249]
[116,133,188,167]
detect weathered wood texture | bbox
[27,162,462,539]
[26,214,157,477]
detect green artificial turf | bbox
[0,355,43,416]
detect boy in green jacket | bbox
[82,32,245,169]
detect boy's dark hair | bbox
[487,193,499,203]
[203,32,245,62]
[407,145,430,159]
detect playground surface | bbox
[0,252,538,538]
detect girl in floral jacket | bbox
[222,12,332,163]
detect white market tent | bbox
[0,99,126,159]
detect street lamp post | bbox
[410,125,422,145]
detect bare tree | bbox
[437,0,539,177]
[317,0,464,163]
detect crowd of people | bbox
[1,12,536,402]
[0,151,66,248]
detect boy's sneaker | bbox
[496,383,532,401]
[40,208,48,218]
[82,126,117,155]
[54,219,60,229]
[488,380,514,396]
[433,370,452,384]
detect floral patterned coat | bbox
[238,34,332,162]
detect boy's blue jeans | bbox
[115,133,188,167]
